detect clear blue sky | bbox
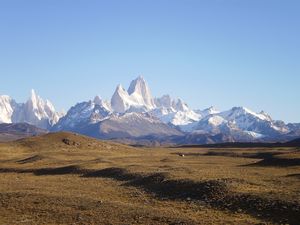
[0,0,299,122]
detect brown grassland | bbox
[0,132,299,225]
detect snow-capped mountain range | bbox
[0,90,62,129]
[1,76,299,144]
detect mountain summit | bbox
[0,95,16,123]
[22,89,60,128]
[111,76,155,113]
[127,76,155,109]
[0,90,61,129]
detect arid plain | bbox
[0,132,299,225]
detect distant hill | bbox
[0,123,47,142]
[176,137,300,148]
[286,138,300,146]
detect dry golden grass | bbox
[0,132,299,225]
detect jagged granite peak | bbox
[93,96,102,105]
[154,95,173,108]
[0,95,17,123]
[174,98,189,112]
[18,89,61,129]
[111,84,131,113]
[153,95,201,129]
[30,89,38,105]
[127,76,145,93]
[93,96,112,112]
[127,75,155,108]
[154,95,189,111]
[0,90,61,129]
[111,77,155,113]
